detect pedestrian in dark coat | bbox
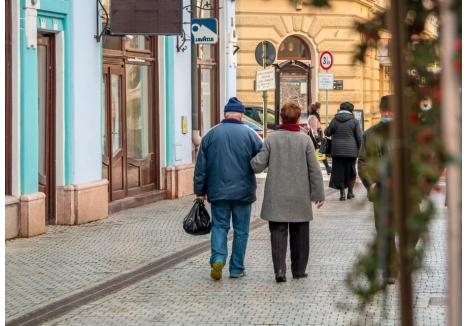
[194,97,263,280]
[358,95,422,284]
[324,102,362,200]
[251,103,325,283]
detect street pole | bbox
[440,0,461,324]
[262,41,268,138]
[389,1,413,325]
[325,88,329,126]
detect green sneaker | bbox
[229,272,246,279]
[210,262,225,281]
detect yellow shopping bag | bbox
[315,148,327,161]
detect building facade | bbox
[236,0,392,128]
[5,0,237,238]
[5,0,107,239]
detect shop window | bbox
[278,36,310,60]
[126,64,152,159]
[110,74,122,155]
[196,0,219,133]
[102,74,108,156]
[126,35,151,52]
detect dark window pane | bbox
[103,35,122,50]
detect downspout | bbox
[191,0,201,160]
[165,36,174,166]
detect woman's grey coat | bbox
[251,130,325,222]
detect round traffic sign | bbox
[255,41,276,67]
[319,51,334,71]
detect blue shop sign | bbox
[191,18,218,44]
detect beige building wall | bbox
[236,0,392,129]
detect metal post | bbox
[262,41,268,138]
[325,89,329,126]
[440,0,461,324]
[191,0,201,159]
[388,1,413,325]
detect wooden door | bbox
[37,34,56,224]
[102,64,127,201]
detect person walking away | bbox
[307,102,331,175]
[251,102,325,283]
[194,97,263,280]
[324,102,362,201]
[358,95,422,284]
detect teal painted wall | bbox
[165,36,175,166]
[19,0,71,194]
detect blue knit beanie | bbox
[224,97,245,113]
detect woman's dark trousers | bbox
[268,221,309,276]
[322,157,331,174]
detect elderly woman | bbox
[251,102,325,283]
[324,102,363,201]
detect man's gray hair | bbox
[224,111,243,120]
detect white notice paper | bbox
[318,73,334,90]
[255,67,276,92]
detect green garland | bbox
[292,0,461,317]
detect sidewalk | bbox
[6,175,447,325]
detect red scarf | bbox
[279,123,300,132]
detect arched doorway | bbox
[275,35,314,124]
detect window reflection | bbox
[201,68,212,135]
[278,36,310,60]
[126,64,151,159]
[126,35,150,51]
[102,74,108,156]
[110,74,122,155]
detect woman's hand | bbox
[315,201,324,209]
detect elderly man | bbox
[194,97,263,280]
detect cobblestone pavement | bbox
[6,174,447,325]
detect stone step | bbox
[108,190,167,215]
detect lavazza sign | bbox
[191,18,218,44]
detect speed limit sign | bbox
[320,51,334,71]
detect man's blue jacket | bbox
[194,119,263,204]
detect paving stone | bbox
[9,177,444,326]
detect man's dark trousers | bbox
[268,221,309,276]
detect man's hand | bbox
[315,201,324,209]
[370,183,377,191]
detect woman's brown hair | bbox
[280,102,302,124]
[308,102,321,114]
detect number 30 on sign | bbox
[320,51,333,71]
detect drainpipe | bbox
[165,36,174,166]
[191,0,201,161]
